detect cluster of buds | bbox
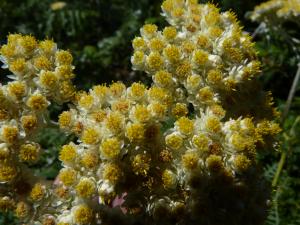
[0,34,75,223]
[250,0,300,24]
[0,1,281,225]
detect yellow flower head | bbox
[19,143,40,162]
[100,138,121,159]
[73,204,93,225]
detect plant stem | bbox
[252,22,265,39]
[272,63,300,187]
[281,63,300,123]
[272,151,286,187]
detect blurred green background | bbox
[0,0,299,224]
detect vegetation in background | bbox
[0,0,299,224]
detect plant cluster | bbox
[251,0,300,24]
[0,1,283,225]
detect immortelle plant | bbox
[0,1,281,225]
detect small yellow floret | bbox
[193,50,209,66]
[42,217,56,225]
[81,151,99,169]
[0,44,16,58]
[58,111,72,129]
[100,138,121,159]
[182,41,195,54]
[230,133,252,151]
[186,74,202,90]
[129,82,146,99]
[132,105,150,123]
[206,154,224,173]
[0,164,17,182]
[81,127,100,145]
[197,35,210,49]
[39,39,55,54]
[30,183,45,201]
[0,146,9,161]
[50,1,67,11]
[75,178,96,198]
[110,82,126,98]
[148,102,167,119]
[59,81,76,100]
[39,71,58,89]
[56,65,74,80]
[0,196,14,212]
[21,114,38,132]
[19,35,37,54]
[205,116,221,133]
[103,163,121,184]
[19,143,40,162]
[9,58,26,74]
[172,8,184,18]
[55,50,73,65]
[163,26,177,40]
[59,144,77,163]
[132,51,145,66]
[233,154,251,172]
[147,52,164,71]
[15,201,29,218]
[91,110,107,123]
[162,169,176,189]
[132,154,151,176]
[111,99,130,114]
[126,123,145,143]
[105,112,124,134]
[165,133,183,150]
[148,87,170,104]
[92,85,109,98]
[205,7,220,25]
[208,26,223,38]
[164,45,180,63]
[132,37,146,50]
[176,117,194,135]
[175,61,191,79]
[58,168,77,186]
[198,86,214,103]
[73,205,93,225]
[207,69,222,85]
[2,126,18,143]
[26,94,48,111]
[182,152,198,170]
[162,0,174,12]
[7,81,26,100]
[210,104,226,118]
[172,103,188,119]
[34,55,52,70]
[149,38,165,51]
[0,109,9,121]
[142,24,158,37]
[78,93,94,109]
[192,134,210,152]
[153,70,173,87]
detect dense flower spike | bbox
[0,34,75,223]
[0,1,280,225]
[251,0,300,23]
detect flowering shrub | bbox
[251,0,300,23]
[0,1,281,225]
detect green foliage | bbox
[0,0,299,224]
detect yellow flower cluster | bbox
[49,1,280,225]
[251,0,300,23]
[0,1,281,225]
[0,34,76,223]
